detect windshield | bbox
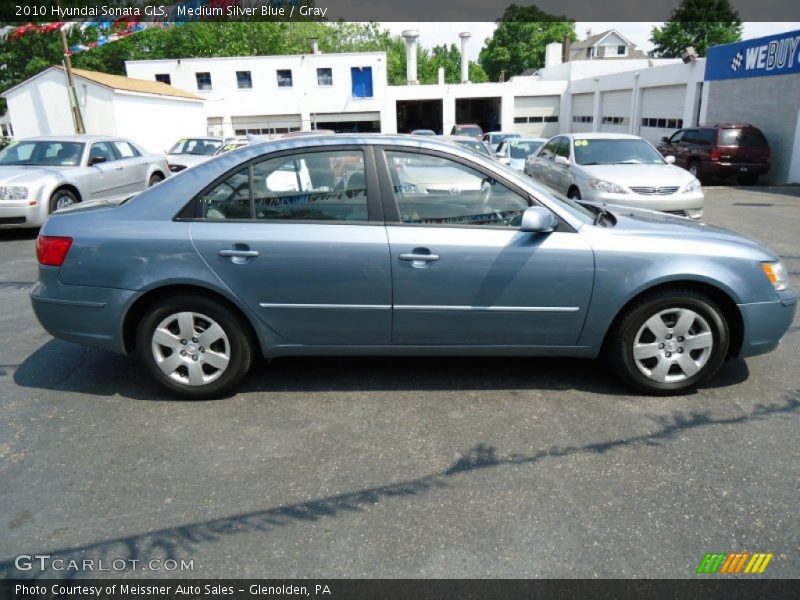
[454,140,491,157]
[493,133,519,144]
[457,126,482,137]
[508,140,543,159]
[0,141,85,166]
[169,138,222,156]
[574,138,665,165]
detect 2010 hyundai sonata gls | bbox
[31,135,796,399]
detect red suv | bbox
[657,123,771,185]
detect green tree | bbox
[650,0,742,58]
[479,4,576,81]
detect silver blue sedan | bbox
[30,135,796,399]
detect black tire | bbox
[607,289,729,395]
[48,188,79,214]
[567,186,582,200]
[687,159,701,179]
[148,173,164,187]
[136,295,254,399]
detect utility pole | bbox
[58,17,85,133]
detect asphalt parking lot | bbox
[1,186,798,580]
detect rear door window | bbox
[696,129,715,146]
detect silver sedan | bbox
[0,135,169,229]
[525,133,704,219]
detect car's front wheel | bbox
[136,295,254,399]
[608,289,729,394]
[148,173,164,187]
[49,188,78,213]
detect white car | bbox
[525,133,704,219]
[0,135,169,229]
[166,137,225,173]
[482,131,521,152]
[496,137,547,172]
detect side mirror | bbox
[554,155,569,166]
[520,206,557,233]
[661,136,670,143]
[89,155,107,166]
[664,155,676,164]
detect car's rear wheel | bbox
[148,173,164,187]
[608,289,729,394]
[49,188,78,213]
[136,295,253,399]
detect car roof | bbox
[564,132,641,140]
[440,135,485,142]
[20,135,123,142]
[507,137,547,143]
[487,131,519,136]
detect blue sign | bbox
[705,29,800,81]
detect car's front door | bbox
[86,142,123,200]
[550,137,573,194]
[191,146,392,346]
[377,148,594,346]
[529,138,558,187]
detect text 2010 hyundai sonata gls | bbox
[31,135,797,399]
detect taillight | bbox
[710,148,722,162]
[36,236,73,267]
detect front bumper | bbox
[584,189,704,218]
[0,200,47,228]
[30,267,136,354]
[737,288,798,358]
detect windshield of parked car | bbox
[0,141,85,166]
[492,133,519,145]
[454,140,492,157]
[169,138,222,156]
[457,126,482,137]
[508,140,544,159]
[573,138,665,165]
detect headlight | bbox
[684,178,701,193]
[588,179,627,194]
[761,261,788,292]
[0,186,28,200]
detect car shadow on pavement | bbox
[0,229,39,242]
[13,339,750,400]
[1,389,797,580]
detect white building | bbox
[125,51,387,136]
[1,66,206,153]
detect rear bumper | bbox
[737,288,798,358]
[0,201,47,229]
[30,267,135,354]
[704,162,770,178]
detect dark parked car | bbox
[657,123,770,185]
[31,135,795,399]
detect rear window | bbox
[741,128,768,147]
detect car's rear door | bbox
[112,140,149,194]
[376,147,594,346]
[529,138,558,187]
[190,145,392,346]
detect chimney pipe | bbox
[309,38,319,54]
[459,32,471,83]
[402,29,420,85]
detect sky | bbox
[383,22,800,61]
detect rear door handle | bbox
[219,249,259,258]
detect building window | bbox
[601,116,627,125]
[544,116,559,123]
[617,45,626,55]
[195,72,212,91]
[514,117,527,124]
[236,71,253,89]
[351,67,373,98]
[155,73,171,85]
[277,69,293,87]
[641,117,683,129]
[317,68,333,86]
[572,116,593,123]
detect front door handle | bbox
[219,249,259,258]
[399,253,439,262]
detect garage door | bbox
[639,85,687,143]
[231,114,302,135]
[513,95,560,137]
[571,93,594,133]
[600,90,631,133]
